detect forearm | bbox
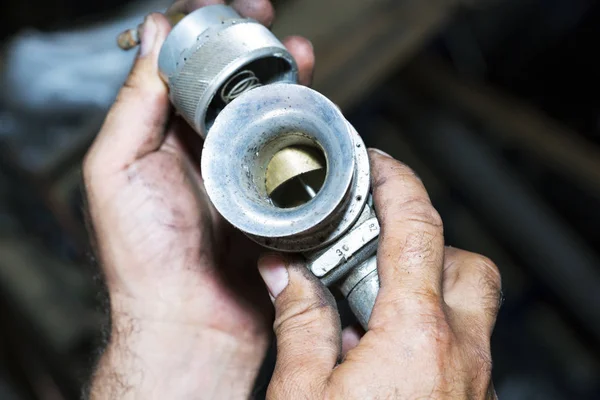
[89,316,266,399]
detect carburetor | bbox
[121,5,381,329]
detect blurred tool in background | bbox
[1,0,599,399]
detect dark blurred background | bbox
[1,0,599,398]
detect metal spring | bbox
[220,70,262,103]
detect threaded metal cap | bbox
[158,5,298,138]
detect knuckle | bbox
[476,255,502,288]
[274,296,335,336]
[249,0,274,12]
[372,161,418,192]
[232,0,275,25]
[473,256,502,293]
[400,198,444,231]
[473,255,500,279]
[402,229,440,265]
[379,198,443,244]
[379,216,443,276]
[116,78,152,105]
[469,255,503,318]
[113,80,168,127]
[117,65,166,104]
[255,0,275,16]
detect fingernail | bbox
[139,15,157,57]
[258,254,289,301]
[369,148,392,158]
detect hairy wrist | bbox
[89,313,268,399]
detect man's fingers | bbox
[85,14,171,178]
[231,0,275,26]
[258,254,340,397]
[443,247,502,335]
[282,36,315,86]
[168,0,274,26]
[168,0,225,15]
[368,149,445,328]
[167,1,314,85]
[341,325,363,359]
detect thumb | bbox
[85,13,172,178]
[258,254,341,397]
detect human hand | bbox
[257,150,501,399]
[84,2,314,398]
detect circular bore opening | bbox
[265,145,327,209]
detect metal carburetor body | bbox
[157,5,380,329]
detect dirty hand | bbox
[84,1,313,398]
[258,150,501,399]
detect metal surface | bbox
[158,6,240,78]
[265,145,325,197]
[309,200,380,287]
[157,5,381,327]
[158,5,298,137]
[308,217,379,278]
[202,82,380,326]
[220,69,263,104]
[340,255,379,329]
[202,83,370,251]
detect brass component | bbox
[117,12,186,50]
[266,145,325,196]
